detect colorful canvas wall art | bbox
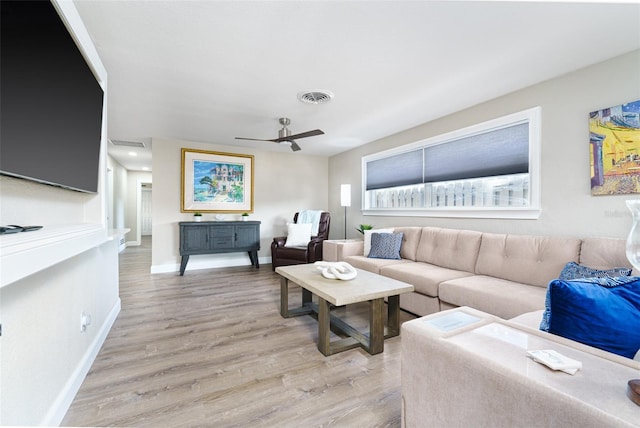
[590,100,640,195]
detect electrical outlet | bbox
[80,312,92,332]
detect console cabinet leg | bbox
[248,250,259,268]
[179,255,189,276]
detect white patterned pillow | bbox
[559,262,631,280]
[368,232,404,260]
[363,228,394,256]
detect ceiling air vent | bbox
[110,139,146,148]
[297,90,334,105]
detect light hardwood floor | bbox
[62,237,415,427]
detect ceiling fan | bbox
[235,117,324,152]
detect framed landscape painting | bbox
[181,148,254,213]
[590,99,640,195]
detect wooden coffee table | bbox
[276,264,414,356]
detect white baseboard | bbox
[41,298,121,426]
[151,255,271,274]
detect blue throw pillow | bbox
[545,276,640,359]
[368,232,403,260]
[540,262,632,331]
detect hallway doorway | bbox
[136,180,152,244]
[141,184,152,236]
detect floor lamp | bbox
[340,184,351,239]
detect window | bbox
[362,107,541,219]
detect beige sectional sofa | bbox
[333,226,632,319]
[330,228,640,426]
[401,307,640,427]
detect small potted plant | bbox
[356,224,374,234]
[193,212,202,222]
[241,212,250,221]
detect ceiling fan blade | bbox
[290,141,301,152]
[234,136,277,142]
[273,129,324,142]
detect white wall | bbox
[0,1,120,425]
[329,50,640,240]
[151,138,328,272]
[0,239,120,426]
[0,175,97,226]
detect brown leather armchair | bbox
[271,212,331,271]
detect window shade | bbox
[366,149,423,190]
[423,123,529,183]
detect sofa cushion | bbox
[368,232,403,260]
[439,275,547,319]
[381,262,474,297]
[579,236,636,273]
[545,276,640,359]
[509,309,545,328]
[393,227,423,261]
[398,292,441,316]
[474,233,581,287]
[343,255,409,274]
[415,227,482,272]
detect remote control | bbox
[0,225,23,234]
[19,225,43,232]
[1,225,43,233]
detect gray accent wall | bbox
[328,50,640,240]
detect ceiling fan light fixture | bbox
[297,90,334,105]
[235,118,323,152]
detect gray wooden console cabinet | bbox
[178,221,261,275]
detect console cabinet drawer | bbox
[210,226,234,238]
[212,237,233,247]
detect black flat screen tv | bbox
[1,0,104,193]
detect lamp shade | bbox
[340,184,351,207]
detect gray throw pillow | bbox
[368,232,403,260]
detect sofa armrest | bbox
[339,241,364,259]
[272,236,287,248]
[322,240,364,262]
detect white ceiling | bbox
[73,0,640,171]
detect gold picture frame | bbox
[181,148,254,213]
